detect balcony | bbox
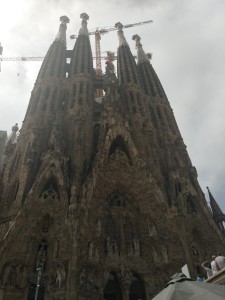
[205,268,225,285]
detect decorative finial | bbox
[132,34,150,64]
[132,34,141,43]
[79,12,89,37]
[55,15,70,45]
[106,51,115,63]
[115,22,128,47]
[80,12,89,21]
[12,123,19,132]
[7,123,19,144]
[115,22,124,31]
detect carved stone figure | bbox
[114,241,119,257]
[55,262,66,289]
[2,264,13,286]
[36,240,47,269]
[161,245,168,263]
[148,220,157,237]
[88,241,94,260]
[53,240,59,259]
[96,219,101,236]
[70,184,77,203]
[127,243,133,256]
[15,264,26,288]
[106,236,114,256]
[119,264,131,290]
[133,238,140,257]
[78,267,96,297]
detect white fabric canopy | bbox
[152,281,225,300]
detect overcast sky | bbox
[0,0,224,212]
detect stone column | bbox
[119,266,131,300]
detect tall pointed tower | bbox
[207,187,225,232]
[0,15,224,300]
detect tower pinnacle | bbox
[207,187,225,222]
[8,123,19,144]
[55,15,70,45]
[79,13,89,37]
[115,22,129,47]
[132,34,149,64]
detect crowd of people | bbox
[197,253,225,281]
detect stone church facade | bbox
[0,13,224,300]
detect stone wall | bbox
[0,131,7,169]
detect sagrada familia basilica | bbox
[0,13,224,300]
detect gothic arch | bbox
[104,125,138,161]
[27,283,45,300]
[129,273,146,300]
[186,194,197,214]
[108,135,132,165]
[106,189,127,207]
[38,178,59,201]
[27,156,68,206]
[103,272,122,300]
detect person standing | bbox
[211,255,218,275]
[201,261,213,278]
[215,253,225,270]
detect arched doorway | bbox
[104,272,122,300]
[27,283,45,300]
[129,274,146,300]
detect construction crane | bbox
[70,19,153,77]
[0,20,152,73]
[1,57,44,61]
[0,54,152,64]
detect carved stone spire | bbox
[207,187,225,222]
[132,34,149,64]
[115,22,129,47]
[78,13,89,37]
[70,13,93,76]
[115,22,141,86]
[55,16,70,45]
[133,34,167,99]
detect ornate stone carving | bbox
[40,185,58,201]
[96,219,101,237]
[1,263,26,288]
[161,245,168,263]
[88,241,94,260]
[148,220,157,237]
[133,238,140,257]
[78,267,99,297]
[36,239,47,269]
[106,236,114,257]
[55,262,67,289]
[119,264,132,290]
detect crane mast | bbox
[0,19,153,74]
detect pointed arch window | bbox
[129,273,146,300]
[104,272,122,300]
[108,135,132,165]
[186,195,197,214]
[106,190,127,207]
[39,178,59,201]
[27,283,45,300]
